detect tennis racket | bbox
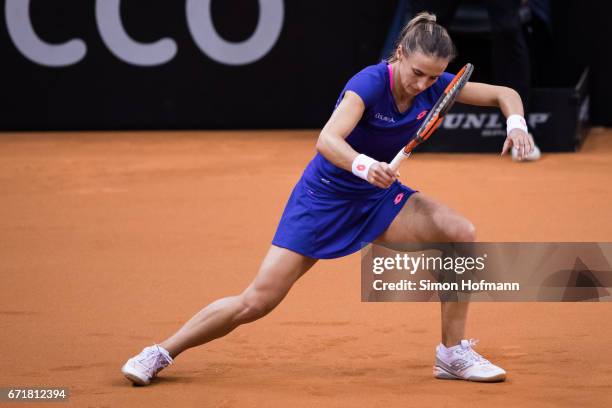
[389,63,474,171]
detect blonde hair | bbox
[388,12,457,62]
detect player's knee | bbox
[455,220,476,242]
[448,219,476,242]
[235,290,278,324]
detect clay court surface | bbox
[1,128,612,407]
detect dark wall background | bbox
[445,0,610,126]
[0,0,610,131]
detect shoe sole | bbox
[434,365,506,383]
[121,364,151,386]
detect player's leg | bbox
[375,192,474,345]
[160,245,317,357]
[122,245,316,385]
[376,192,475,243]
[376,192,505,382]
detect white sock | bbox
[439,341,463,352]
[155,344,172,359]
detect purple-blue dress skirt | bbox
[272,173,415,259]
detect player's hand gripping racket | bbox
[389,63,474,171]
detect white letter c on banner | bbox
[186,0,284,66]
[4,0,87,67]
[95,0,177,66]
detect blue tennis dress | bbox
[272,61,454,259]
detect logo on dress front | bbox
[417,110,428,120]
[393,193,404,205]
[375,113,396,123]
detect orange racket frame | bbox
[389,63,474,171]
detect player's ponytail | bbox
[388,11,456,62]
[404,11,437,35]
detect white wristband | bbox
[506,114,528,136]
[351,154,377,181]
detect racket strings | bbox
[421,65,473,134]
[407,63,474,152]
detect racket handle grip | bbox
[389,148,410,172]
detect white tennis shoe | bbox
[121,345,173,386]
[434,339,506,382]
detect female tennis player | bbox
[122,12,533,385]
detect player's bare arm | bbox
[457,82,534,159]
[316,91,397,189]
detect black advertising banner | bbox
[0,1,597,150]
[418,71,589,153]
[0,0,395,130]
